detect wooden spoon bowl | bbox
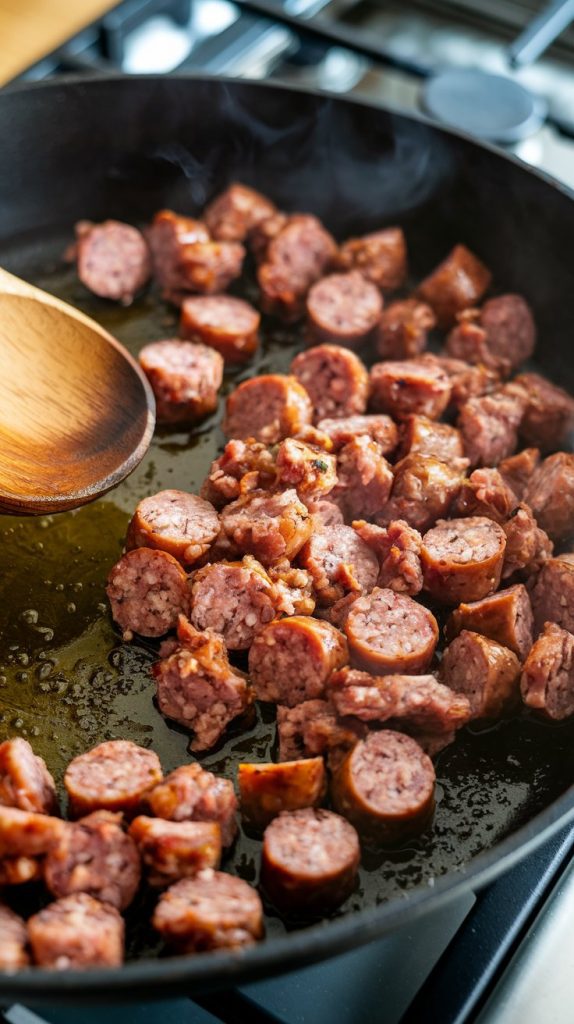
[0,268,155,515]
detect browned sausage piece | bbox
[416,244,492,328]
[0,904,29,970]
[65,741,162,820]
[275,438,338,500]
[398,414,465,464]
[334,227,407,292]
[190,558,277,650]
[306,499,345,530]
[167,239,245,302]
[147,763,238,847]
[267,560,316,617]
[204,183,277,241]
[376,298,436,359]
[291,343,369,421]
[77,220,151,304]
[126,490,219,568]
[276,700,366,769]
[305,272,383,349]
[152,869,264,951]
[333,437,393,522]
[261,807,359,915]
[0,806,65,858]
[332,731,435,843]
[458,386,527,467]
[248,617,348,706]
[352,519,423,595]
[344,587,438,674]
[139,339,223,425]
[180,295,260,363]
[447,295,536,376]
[106,547,190,640]
[316,414,399,456]
[502,504,553,580]
[298,524,379,606]
[0,737,58,815]
[369,359,451,421]
[248,212,288,263]
[201,438,276,509]
[529,554,574,636]
[44,811,141,910]
[419,352,500,409]
[238,758,326,831]
[452,468,517,524]
[421,517,506,605]
[220,487,312,566]
[0,856,42,886]
[439,631,521,718]
[499,447,541,500]
[524,452,574,543]
[129,817,221,886]
[377,454,464,534]
[521,622,574,719]
[154,616,250,751]
[445,583,534,662]
[28,893,124,969]
[514,372,574,452]
[224,374,313,443]
[147,209,210,294]
[258,214,337,320]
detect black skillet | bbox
[1,74,574,1005]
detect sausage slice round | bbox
[369,360,451,421]
[331,730,435,843]
[248,616,348,706]
[306,271,383,348]
[445,583,534,661]
[126,490,219,567]
[0,806,65,858]
[416,244,492,327]
[521,622,574,720]
[138,339,223,425]
[64,740,162,819]
[514,372,574,452]
[28,893,124,969]
[129,816,221,886]
[261,807,359,915]
[316,414,399,456]
[180,294,260,363]
[190,559,277,650]
[291,343,369,421]
[106,547,190,639]
[224,374,313,443]
[0,905,29,970]
[257,214,337,319]
[152,869,264,951]
[44,811,141,910]
[298,523,379,606]
[220,487,312,566]
[376,298,436,359]
[238,758,326,831]
[146,763,237,847]
[204,182,277,242]
[77,220,151,304]
[439,631,521,719]
[529,555,574,636]
[334,227,407,292]
[0,737,58,815]
[421,517,506,605]
[524,452,574,544]
[344,587,438,674]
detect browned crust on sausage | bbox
[146,763,238,848]
[376,298,435,359]
[369,360,451,421]
[334,227,407,292]
[529,555,574,637]
[305,272,383,348]
[291,344,369,421]
[64,741,162,819]
[190,558,278,650]
[238,758,326,830]
[180,294,260,362]
[298,524,379,606]
[223,374,313,443]
[445,583,534,662]
[521,622,574,719]
[416,245,492,328]
[344,587,438,674]
[439,630,521,718]
[152,869,264,951]
[316,414,399,456]
[129,816,221,886]
[378,454,464,534]
[204,183,277,242]
[248,616,348,706]
[220,487,313,566]
[126,490,219,567]
[0,738,58,815]
[28,893,124,969]
[44,811,141,909]
[524,452,574,544]
[421,517,506,605]
[0,904,29,969]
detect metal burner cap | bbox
[421,68,547,144]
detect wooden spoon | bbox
[0,267,155,516]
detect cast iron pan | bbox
[1,75,574,1004]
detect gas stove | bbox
[5,3,574,1021]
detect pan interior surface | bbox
[0,75,574,999]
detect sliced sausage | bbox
[190,558,278,650]
[344,587,438,674]
[305,271,383,348]
[502,504,553,579]
[65,741,162,820]
[204,182,277,241]
[419,352,499,409]
[439,630,521,718]
[152,869,264,951]
[0,806,65,858]
[334,226,407,292]
[126,490,219,568]
[333,437,393,522]
[305,499,345,530]
[28,893,124,969]
[499,447,541,500]
[267,559,316,617]
[166,239,245,301]
[332,731,435,843]
[447,295,535,376]
[147,209,210,294]
[398,414,465,464]
[44,811,141,910]
[138,339,223,425]
[421,517,506,605]
[129,816,221,886]
[223,373,313,443]
[261,807,359,915]
[445,583,534,662]
[378,454,464,534]
[275,438,338,500]
[369,359,451,421]
[291,343,369,421]
[376,298,435,359]
[316,414,399,456]
[180,295,260,363]
[416,244,492,327]
[352,519,423,595]
[298,524,379,606]
[452,468,517,524]
[521,622,574,720]
[0,738,58,815]
[248,210,289,262]
[529,554,574,636]
[106,547,190,640]
[153,616,250,751]
[220,487,312,566]
[258,214,337,319]
[276,700,365,769]
[0,905,29,970]
[77,220,151,304]
[248,616,348,706]
[201,438,276,509]
[458,386,527,467]
[0,856,42,886]
[524,452,574,543]
[146,763,238,848]
[514,372,574,452]
[238,758,326,831]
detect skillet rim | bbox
[1,71,573,1000]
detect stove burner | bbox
[421,69,547,144]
